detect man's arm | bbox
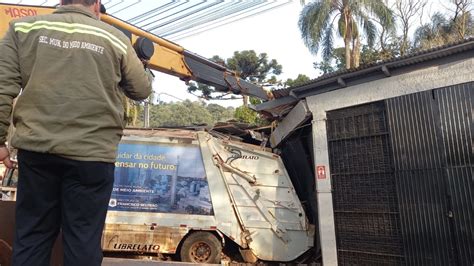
[119,44,153,101]
[0,22,22,168]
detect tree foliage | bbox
[145,101,235,128]
[206,103,235,123]
[414,6,473,50]
[299,0,394,69]
[187,50,282,100]
[226,50,282,83]
[233,97,269,126]
[309,1,473,75]
[413,12,453,49]
[234,106,259,125]
[285,74,311,87]
[393,0,427,55]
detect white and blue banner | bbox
[108,142,213,215]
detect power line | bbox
[171,1,292,41]
[103,0,290,40]
[134,1,190,26]
[144,0,210,30]
[112,0,141,14]
[155,1,264,36]
[128,1,180,24]
[106,0,124,10]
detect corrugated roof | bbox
[262,37,474,117]
[271,37,474,99]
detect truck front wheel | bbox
[180,231,222,264]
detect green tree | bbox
[234,106,258,125]
[206,104,235,122]
[226,50,282,83]
[233,97,269,126]
[148,100,214,127]
[187,50,282,104]
[413,12,454,50]
[298,0,394,69]
[313,60,335,75]
[413,5,473,51]
[285,74,311,87]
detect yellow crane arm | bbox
[0,3,270,100]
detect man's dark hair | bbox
[62,0,98,6]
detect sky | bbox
[2,0,449,107]
[152,1,317,107]
[150,0,447,107]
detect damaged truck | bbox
[0,3,315,265]
[1,128,314,264]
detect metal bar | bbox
[183,55,269,100]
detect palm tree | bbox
[299,0,394,69]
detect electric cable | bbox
[133,1,188,25]
[112,0,141,14]
[155,1,263,36]
[170,1,291,40]
[126,1,174,22]
[106,0,124,11]
[143,0,209,30]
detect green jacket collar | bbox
[54,5,98,20]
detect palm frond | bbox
[298,0,334,54]
[361,15,376,47]
[322,26,334,61]
[358,0,395,30]
[338,15,345,38]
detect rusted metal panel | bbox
[123,128,198,140]
[102,224,189,254]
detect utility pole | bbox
[144,100,150,128]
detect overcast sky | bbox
[2,0,449,107]
[153,1,317,107]
[151,0,448,107]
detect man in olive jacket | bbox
[0,0,152,265]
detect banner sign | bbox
[108,142,213,215]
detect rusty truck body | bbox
[1,129,314,264]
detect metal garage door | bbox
[327,101,404,265]
[386,82,473,265]
[327,82,473,265]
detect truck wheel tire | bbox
[0,239,12,266]
[180,232,222,264]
